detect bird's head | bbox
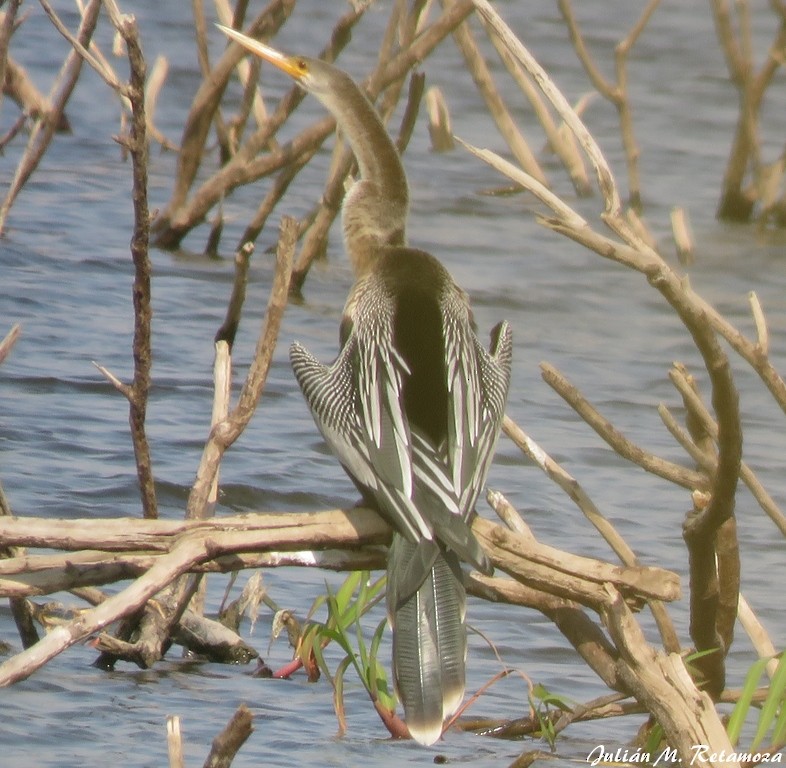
[217,24,336,99]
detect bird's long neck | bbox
[319,76,409,276]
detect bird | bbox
[218,24,513,746]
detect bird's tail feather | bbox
[387,534,467,746]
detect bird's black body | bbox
[218,25,513,745]
[342,249,449,448]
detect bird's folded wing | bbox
[290,338,431,544]
[443,310,514,517]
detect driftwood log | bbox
[0,509,678,606]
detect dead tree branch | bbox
[558,0,660,209]
[0,505,681,686]
[668,364,786,536]
[153,0,477,252]
[186,217,295,520]
[0,0,102,234]
[602,584,739,768]
[0,508,392,686]
[711,0,786,222]
[443,0,547,186]
[0,324,21,366]
[469,0,742,744]
[110,5,157,519]
[539,363,709,491]
[203,704,254,768]
[501,416,680,652]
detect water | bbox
[2,1,786,765]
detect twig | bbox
[425,86,455,151]
[688,288,786,417]
[472,516,680,608]
[0,508,392,686]
[558,0,659,209]
[0,512,679,608]
[456,137,586,227]
[235,147,316,254]
[0,546,388,598]
[215,243,255,349]
[0,0,102,234]
[667,364,786,536]
[500,414,680,660]
[470,2,745,698]
[215,0,270,133]
[38,0,121,90]
[0,472,40,649]
[540,362,710,492]
[145,55,177,150]
[152,0,298,245]
[711,0,786,221]
[467,573,624,692]
[2,56,64,127]
[671,206,694,265]
[0,324,21,366]
[444,0,547,185]
[0,1,23,96]
[737,593,779,679]
[145,220,291,662]
[0,329,39,640]
[203,704,254,768]
[167,715,184,768]
[472,0,621,214]
[486,489,533,538]
[154,0,476,250]
[186,216,295,520]
[108,7,158,519]
[749,291,769,356]
[474,9,591,196]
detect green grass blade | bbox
[728,656,770,746]
[771,690,786,748]
[335,571,362,617]
[333,655,354,736]
[752,653,786,750]
[309,631,335,684]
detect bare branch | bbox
[601,585,738,768]
[540,362,709,492]
[445,0,547,185]
[154,0,477,250]
[472,0,621,213]
[0,0,102,234]
[202,704,254,768]
[749,291,769,356]
[668,365,786,537]
[0,508,392,686]
[475,6,591,195]
[502,415,680,651]
[467,572,625,692]
[471,0,743,701]
[0,324,21,366]
[167,716,184,768]
[186,217,295,520]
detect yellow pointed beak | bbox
[217,24,305,80]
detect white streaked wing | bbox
[442,309,513,517]
[290,337,432,544]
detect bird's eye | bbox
[296,59,308,72]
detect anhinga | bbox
[219,24,512,746]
